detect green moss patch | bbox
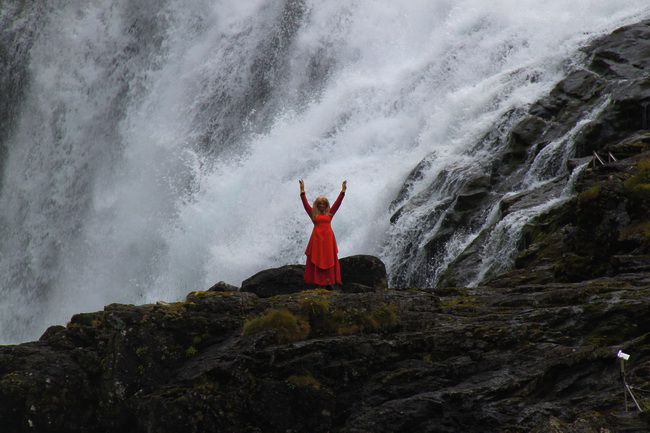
[621,220,650,241]
[69,312,102,327]
[623,157,650,199]
[242,309,310,344]
[577,184,602,203]
[242,290,399,343]
[286,374,321,389]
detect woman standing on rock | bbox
[299,179,347,286]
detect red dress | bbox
[301,192,345,285]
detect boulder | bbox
[240,255,388,297]
[339,254,388,292]
[206,280,239,292]
[240,264,316,297]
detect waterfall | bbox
[1,0,649,344]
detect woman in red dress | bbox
[299,179,347,286]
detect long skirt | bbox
[304,256,341,286]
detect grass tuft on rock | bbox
[286,374,321,389]
[623,157,650,199]
[577,184,601,203]
[242,309,310,343]
[242,294,400,343]
[367,304,399,332]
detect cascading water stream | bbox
[457,96,614,287]
[1,0,649,344]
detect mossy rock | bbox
[577,184,602,203]
[623,157,650,200]
[69,312,102,327]
[242,309,310,344]
[286,374,321,389]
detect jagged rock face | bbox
[1,275,649,433]
[394,19,650,288]
[480,148,650,288]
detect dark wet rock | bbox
[1,276,649,433]
[431,20,650,288]
[339,254,388,292]
[240,255,388,297]
[241,264,314,297]
[206,280,238,292]
[487,148,650,286]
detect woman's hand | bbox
[342,180,347,193]
[299,179,305,193]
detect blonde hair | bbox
[312,196,330,219]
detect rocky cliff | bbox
[1,263,649,433]
[391,17,650,289]
[1,19,650,433]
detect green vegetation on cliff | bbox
[242,290,398,343]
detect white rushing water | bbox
[1,0,649,343]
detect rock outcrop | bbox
[1,272,649,432]
[240,255,388,297]
[483,150,650,288]
[392,19,650,288]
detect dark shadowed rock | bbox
[339,254,388,292]
[240,264,316,297]
[1,275,649,433]
[240,255,388,297]
[390,19,650,288]
[206,280,239,292]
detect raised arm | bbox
[299,179,312,217]
[330,180,347,216]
